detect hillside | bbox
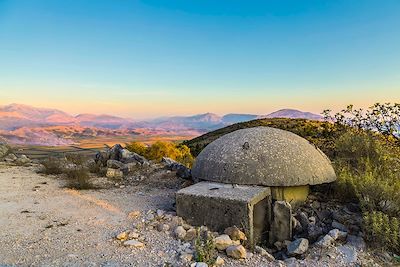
[183,118,333,156]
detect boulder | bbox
[4,153,17,162]
[346,235,366,250]
[226,245,247,259]
[162,157,191,179]
[214,234,233,251]
[109,144,124,161]
[106,159,125,169]
[287,238,309,256]
[224,226,247,241]
[332,220,348,232]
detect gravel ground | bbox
[0,163,389,267]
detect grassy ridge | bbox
[183,118,336,157]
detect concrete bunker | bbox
[176,126,336,247]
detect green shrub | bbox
[194,229,217,265]
[40,157,64,175]
[363,211,400,253]
[125,142,147,157]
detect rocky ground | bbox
[0,141,396,267]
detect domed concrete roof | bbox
[192,127,336,186]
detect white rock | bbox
[191,263,208,267]
[123,240,145,248]
[174,226,186,240]
[214,234,233,251]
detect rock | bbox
[123,240,145,248]
[179,253,193,262]
[337,245,358,264]
[157,223,170,232]
[162,157,192,179]
[346,235,366,250]
[226,245,247,259]
[184,228,197,241]
[106,168,123,178]
[128,231,139,239]
[0,142,10,159]
[4,153,17,162]
[95,149,111,166]
[214,235,233,251]
[116,231,129,241]
[307,224,323,243]
[315,234,334,248]
[284,257,299,267]
[123,150,148,165]
[190,263,208,267]
[296,212,309,229]
[106,159,125,169]
[328,229,347,241]
[287,238,308,256]
[156,209,166,218]
[224,226,247,241]
[109,144,124,161]
[270,201,292,243]
[128,210,141,219]
[332,220,348,232]
[16,154,31,165]
[214,256,225,266]
[255,246,275,261]
[174,226,186,240]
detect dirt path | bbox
[0,163,178,266]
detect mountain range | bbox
[0,103,323,145]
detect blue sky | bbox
[0,0,399,118]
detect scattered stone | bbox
[255,246,275,261]
[128,231,139,239]
[174,226,186,240]
[226,245,247,259]
[328,229,347,241]
[214,234,233,251]
[4,153,17,162]
[284,257,299,267]
[224,226,247,241]
[307,224,323,243]
[106,168,123,178]
[116,231,129,241]
[16,155,31,165]
[128,210,141,219]
[315,234,334,248]
[184,228,197,241]
[157,223,170,232]
[156,209,166,218]
[337,245,358,264]
[179,253,193,262]
[123,240,145,248]
[214,256,225,266]
[332,220,348,232]
[287,238,309,256]
[346,235,366,250]
[190,263,208,267]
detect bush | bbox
[194,229,217,265]
[64,167,93,190]
[65,153,87,165]
[125,142,147,157]
[126,141,194,167]
[40,157,64,175]
[363,211,400,253]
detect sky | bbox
[0,0,399,118]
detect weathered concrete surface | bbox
[192,127,336,187]
[270,201,292,244]
[176,182,271,247]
